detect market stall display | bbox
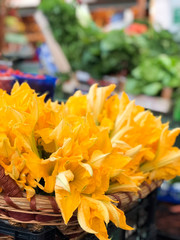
[39,0,180,123]
[0,1,180,239]
[0,83,180,240]
[40,0,180,79]
[22,16,45,44]
[125,54,180,96]
[3,13,34,60]
[40,0,140,79]
[1,4,45,78]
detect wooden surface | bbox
[126,94,172,114]
[34,10,71,73]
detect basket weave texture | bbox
[0,174,162,236]
[0,162,162,238]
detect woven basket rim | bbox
[0,180,162,224]
[0,179,162,239]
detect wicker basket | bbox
[0,163,162,240]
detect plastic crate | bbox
[14,74,57,100]
[0,221,70,240]
[0,69,57,100]
[0,221,56,240]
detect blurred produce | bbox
[5,16,26,32]
[0,68,57,100]
[40,0,180,80]
[3,9,44,60]
[91,8,115,27]
[40,0,80,53]
[133,28,180,57]
[125,55,180,96]
[40,0,180,121]
[40,0,137,78]
[125,22,148,35]
[40,0,140,78]
[6,68,45,79]
[76,4,92,28]
[22,16,45,43]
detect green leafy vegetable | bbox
[142,82,163,96]
[40,0,180,90]
[126,55,180,96]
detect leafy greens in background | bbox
[40,0,180,79]
[40,0,141,78]
[125,55,180,96]
[40,0,180,121]
[133,28,180,57]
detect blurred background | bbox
[0,0,180,239]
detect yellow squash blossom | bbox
[55,162,93,223]
[78,195,133,240]
[87,84,116,123]
[0,82,180,240]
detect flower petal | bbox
[55,170,74,192]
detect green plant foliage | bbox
[125,55,180,96]
[40,0,180,100]
[41,0,180,79]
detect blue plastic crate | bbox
[13,74,57,100]
[158,181,180,204]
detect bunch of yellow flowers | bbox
[0,82,180,240]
